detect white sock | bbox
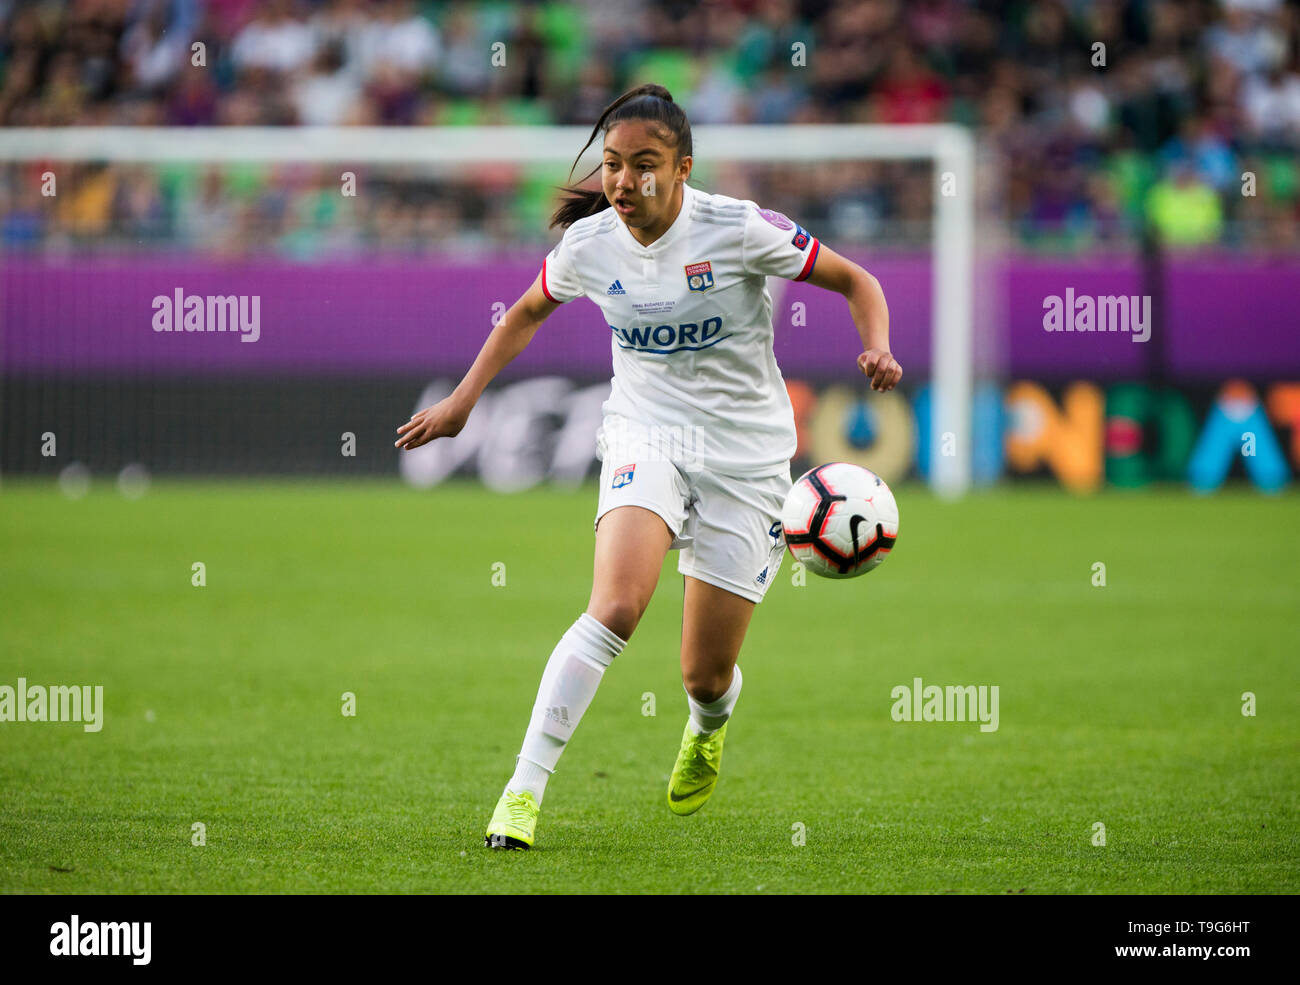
[687,664,743,736]
[506,613,627,804]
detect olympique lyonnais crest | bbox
[612,463,635,489]
[685,261,714,292]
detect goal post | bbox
[0,124,976,496]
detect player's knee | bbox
[682,666,730,704]
[585,597,643,642]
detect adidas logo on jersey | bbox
[607,280,626,296]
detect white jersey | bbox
[541,182,821,478]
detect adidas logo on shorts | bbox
[607,280,626,295]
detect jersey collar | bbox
[616,182,693,256]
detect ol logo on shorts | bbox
[612,464,635,489]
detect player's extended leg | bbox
[486,505,671,850]
[666,576,756,815]
[586,505,674,640]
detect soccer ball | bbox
[781,463,899,579]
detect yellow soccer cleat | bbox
[667,721,728,816]
[484,789,540,850]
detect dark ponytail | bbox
[549,83,694,229]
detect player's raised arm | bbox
[804,245,901,393]
[394,272,561,450]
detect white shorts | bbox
[593,419,792,604]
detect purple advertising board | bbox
[3,252,1296,380]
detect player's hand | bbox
[858,349,902,392]
[394,396,472,450]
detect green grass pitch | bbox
[1,479,1296,894]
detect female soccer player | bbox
[395,84,900,850]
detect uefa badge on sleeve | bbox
[684,261,714,292]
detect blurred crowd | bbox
[1,0,1298,253]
